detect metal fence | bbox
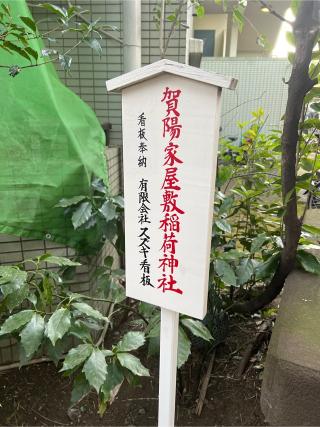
[201,57,291,139]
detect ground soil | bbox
[0,316,267,426]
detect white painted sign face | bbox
[122,73,221,319]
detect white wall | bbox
[193,14,228,57]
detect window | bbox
[194,30,215,57]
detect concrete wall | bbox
[261,270,320,426]
[193,14,228,57]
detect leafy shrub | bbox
[211,109,320,306]
[1,111,319,414]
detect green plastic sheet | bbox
[0,1,108,253]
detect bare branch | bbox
[66,0,123,45]
[259,1,292,24]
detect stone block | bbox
[261,270,320,426]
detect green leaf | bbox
[283,188,295,205]
[28,293,37,306]
[79,318,103,332]
[220,250,247,260]
[310,102,320,112]
[66,4,76,17]
[288,52,295,64]
[42,276,53,305]
[98,276,126,303]
[105,220,117,241]
[71,373,91,404]
[100,200,117,221]
[44,255,81,267]
[46,338,66,366]
[20,16,36,32]
[3,41,31,62]
[83,348,107,392]
[257,34,267,49]
[101,362,124,401]
[218,195,234,215]
[180,318,213,341]
[139,301,156,318]
[177,326,191,368]
[20,313,44,359]
[117,353,149,376]
[0,310,33,335]
[91,177,107,194]
[233,7,244,32]
[286,31,295,46]
[296,173,312,184]
[104,256,114,268]
[1,4,10,15]
[112,195,124,208]
[145,312,160,338]
[112,269,125,278]
[148,336,160,357]
[117,331,145,352]
[167,14,176,22]
[304,88,320,104]
[102,349,114,357]
[255,253,280,280]
[216,165,233,187]
[61,265,77,281]
[291,0,299,15]
[297,250,320,275]
[60,343,93,372]
[301,158,315,172]
[215,219,232,233]
[39,3,67,17]
[72,302,108,322]
[58,54,72,71]
[215,259,237,286]
[236,258,254,285]
[309,62,320,79]
[46,308,71,345]
[55,195,86,207]
[5,285,29,312]
[302,224,320,236]
[86,38,102,56]
[24,47,38,61]
[72,201,92,229]
[251,233,268,253]
[0,266,27,290]
[257,34,269,49]
[300,118,320,130]
[195,4,205,16]
[69,321,92,342]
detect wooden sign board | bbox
[107,60,237,320]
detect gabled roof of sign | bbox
[106,59,237,92]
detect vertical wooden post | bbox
[158,308,179,427]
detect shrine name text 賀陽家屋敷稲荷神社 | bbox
[158,87,184,295]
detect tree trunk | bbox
[231,1,319,314]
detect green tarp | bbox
[0,1,108,253]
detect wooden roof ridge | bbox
[106,59,238,92]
